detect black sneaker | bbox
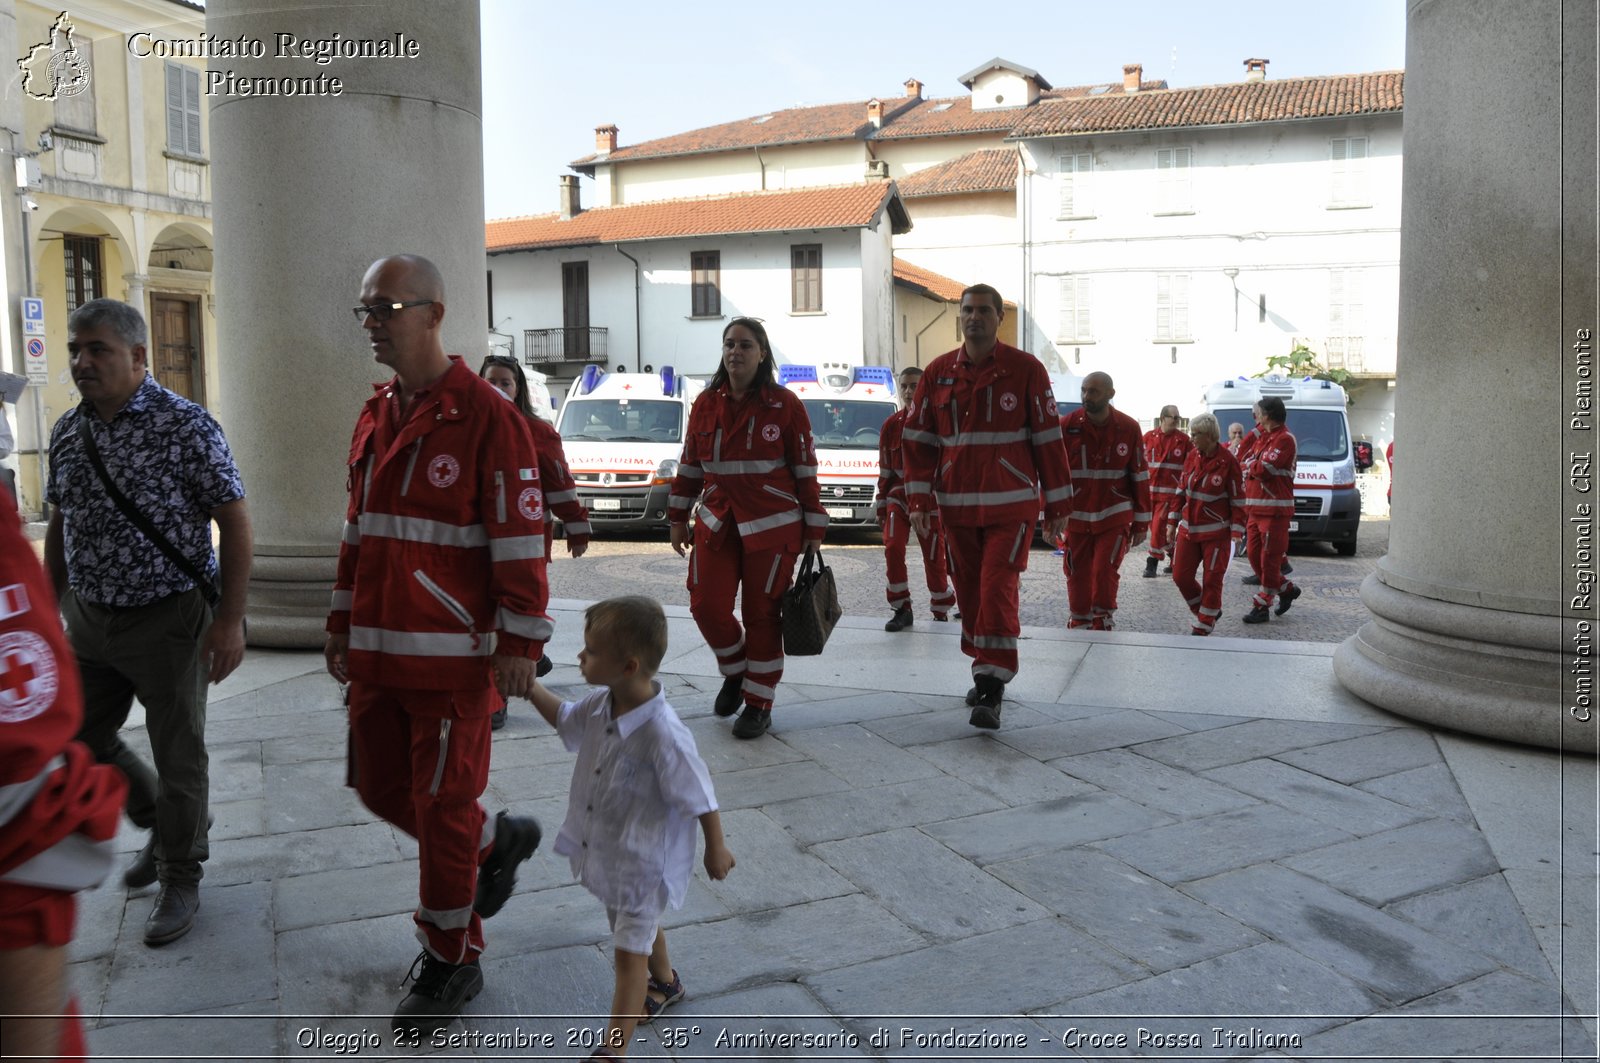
[1242,605,1271,624]
[1162,562,1173,574]
[474,812,541,918]
[392,950,483,1038]
[731,704,771,739]
[536,655,554,678]
[1283,560,1294,576]
[1275,584,1302,616]
[1241,573,1261,586]
[713,674,744,717]
[968,677,1004,730]
[490,707,508,731]
[1142,557,1159,578]
[885,606,913,632]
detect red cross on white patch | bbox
[0,631,58,724]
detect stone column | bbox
[123,274,147,319]
[1334,0,1597,751]
[207,1,487,646]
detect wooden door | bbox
[562,262,589,359]
[151,296,202,402]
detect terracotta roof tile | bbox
[1009,71,1403,138]
[486,184,909,253]
[870,84,1165,140]
[897,148,1017,198]
[892,257,968,302]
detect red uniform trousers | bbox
[1171,531,1232,634]
[1247,515,1298,609]
[1147,497,1180,561]
[882,505,954,616]
[0,886,89,1062]
[347,685,495,964]
[944,521,1032,682]
[687,522,798,712]
[1064,527,1131,630]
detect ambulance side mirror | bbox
[1353,440,1375,471]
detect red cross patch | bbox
[428,454,460,488]
[0,631,58,724]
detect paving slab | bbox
[1278,818,1503,906]
[776,723,946,787]
[263,759,381,833]
[1198,757,1428,835]
[668,980,874,1061]
[1181,864,1498,1003]
[698,807,858,914]
[1273,726,1444,783]
[1503,867,1599,1019]
[68,955,110,1029]
[705,759,852,811]
[200,821,404,888]
[987,848,1263,974]
[766,689,965,732]
[275,911,441,1049]
[682,714,807,774]
[260,731,347,766]
[89,1000,282,1063]
[904,734,1102,806]
[812,828,1048,942]
[993,709,1192,760]
[207,740,266,803]
[1091,803,1353,883]
[1143,709,1256,732]
[859,701,1063,745]
[924,792,1173,867]
[805,920,1140,1018]
[1386,874,1560,984]
[1355,761,1479,823]
[273,860,420,933]
[1131,718,1391,772]
[1052,749,1260,819]
[761,774,1005,846]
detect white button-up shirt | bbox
[553,683,718,912]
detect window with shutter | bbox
[1327,269,1366,369]
[690,251,720,318]
[1155,147,1192,213]
[1057,153,1092,218]
[1155,273,1191,341]
[791,244,822,312]
[1330,137,1369,206]
[53,39,95,133]
[63,235,102,312]
[165,63,203,156]
[1058,276,1094,341]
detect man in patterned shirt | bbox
[44,298,252,947]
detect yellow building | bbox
[3,0,215,514]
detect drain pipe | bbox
[912,301,949,366]
[613,245,642,368]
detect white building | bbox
[485,181,910,396]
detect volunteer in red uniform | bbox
[326,255,550,1036]
[876,364,954,632]
[902,285,1073,729]
[1142,405,1191,578]
[1059,372,1151,631]
[1386,439,1395,504]
[669,317,825,740]
[1241,395,1302,623]
[0,488,126,1061]
[480,354,590,729]
[1167,414,1245,635]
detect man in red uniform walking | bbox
[902,285,1073,729]
[326,255,550,1035]
[877,365,954,632]
[1241,396,1302,623]
[1060,372,1151,630]
[1142,405,1190,579]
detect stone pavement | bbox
[69,601,1597,1062]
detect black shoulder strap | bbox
[76,412,219,605]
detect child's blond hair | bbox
[584,596,668,674]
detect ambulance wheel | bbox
[1335,540,1357,557]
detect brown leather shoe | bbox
[144,884,199,946]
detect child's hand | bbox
[704,842,735,880]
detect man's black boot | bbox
[968,676,1005,729]
[393,950,483,1038]
[885,606,913,632]
[474,812,541,918]
[1142,557,1159,578]
[714,673,744,717]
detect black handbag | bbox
[781,549,841,656]
[76,413,222,607]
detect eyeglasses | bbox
[351,300,433,323]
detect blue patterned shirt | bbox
[47,373,245,607]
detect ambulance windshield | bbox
[1211,407,1350,462]
[557,399,684,443]
[801,399,896,451]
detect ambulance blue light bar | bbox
[854,366,895,394]
[778,365,818,385]
[660,366,676,396]
[577,364,606,395]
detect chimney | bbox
[1243,58,1269,82]
[559,174,582,220]
[904,77,923,99]
[594,124,618,155]
[866,97,883,128]
[1122,63,1143,93]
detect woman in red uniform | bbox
[668,319,825,739]
[479,355,591,728]
[1167,414,1245,635]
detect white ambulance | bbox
[1200,375,1362,555]
[555,366,704,533]
[779,363,899,527]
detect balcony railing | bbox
[524,327,608,365]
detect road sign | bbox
[24,336,47,385]
[21,297,44,337]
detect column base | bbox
[244,551,337,650]
[1334,567,1594,754]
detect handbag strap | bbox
[76,412,219,603]
[796,547,823,582]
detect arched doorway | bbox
[147,223,215,403]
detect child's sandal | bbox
[640,968,685,1025]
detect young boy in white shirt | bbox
[526,595,734,1060]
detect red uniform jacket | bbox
[901,342,1073,527]
[1243,423,1298,519]
[0,491,125,948]
[1144,428,1193,502]
[1060,407,1152,534]
[874,406,911,520]
[528,415,591,551]
[668,383,826,552]
[1170,445,1246,542]
[327,357,553,692]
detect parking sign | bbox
[21,297,44,337]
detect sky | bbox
[479,0,1407,221]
